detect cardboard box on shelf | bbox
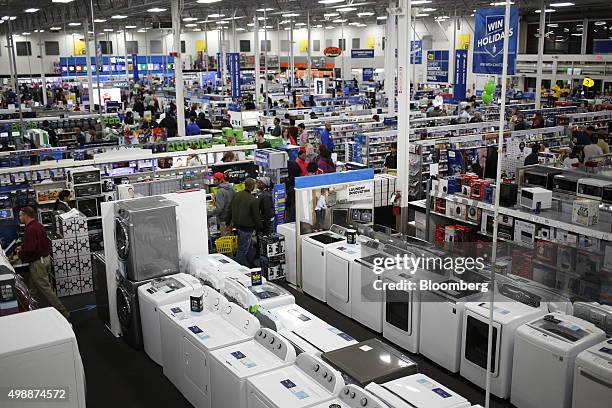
[572,198,599,226]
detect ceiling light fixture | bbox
[256,8,274,11]
[111,15,128,19]
[282,13,300,17]
[490,1,514,6]
[357,12,375,17]
[22,32,31,35]
[595,21,607,26]
[416,13,430,17]
[325,26,335,29]
[185,23,197,27]
[24,8,39,13]
[319,0,345,3]
[196,0,222,3]
[94,19,107,23]
[50,27,61,30]
[125,25,137,29]
[549,2,574,6]
[147,7,166,12]
[376,16,387,20]
[332,18,347,23]
[208,13,225,18]
[103,28,113,32]
[535,9,555,13]
[68,22,81,26]
[571,33,582,36]
[547,23,558,27]
[337,7,357,12]
[236,27,245,31]
[216,21,229,25]
[183,17,198,21]
[422,8,437,12]
[324,13,339,17]
[411,0,432,4]
[51,0,74,3]
[295,22,306,26]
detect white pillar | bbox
[385,1,397,114]
[535,0,545,107]
[204,24,209,78]
[290,22,295,88]
[172,0,186,136]
[37,32,48,106]
[487,2,512,408]
[254,17,261,105]
[263,10,269,113]
[307,10,312,86]
[397,0,411,231]
[83,20,95,112]
[221,28,228,94]
[231,11,237,53]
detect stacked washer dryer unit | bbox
[114,196,180,349]
[510,312,606,408]
[159,288,261,408]
[365,373,472,408]
[572,337,612,408]
[301,225,348,302]
[209,328,297,408]
[245,352,345,408]
[137,273,203,365]
[382,244,446,354]
[460,295,546,398]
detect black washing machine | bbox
[116,274,151,349]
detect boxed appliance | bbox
[535,240,557,264]
[572,198,600,226]
[117,184,135,200]
[448,176,462,194]
[484,184,496,204]
[514,220,536,247]
[576,250,602,275]
[500,182,518,207]
[603,185,612,204]
[520,187,552,210]
[555,229,578,246]
[66,166,101,186]
[467,205,481,223]
[552,173,580,196]
[470,180,489,201]
[446,201,467,220]
[258,234,285,257]
[498,214,514,241]
[577,178,611,201]
[73,183,102,199]
[557,245,576,273]
[578,235,600,251]
[536,225,553,241]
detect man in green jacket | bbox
[225,178,262,266]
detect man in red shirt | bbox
[18,206,69,319]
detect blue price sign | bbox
[473,7,518,75]
[362,68,374,82]
[426,50,449,83]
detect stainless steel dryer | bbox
[115,196,180,282]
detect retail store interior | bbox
[1,0,612,407]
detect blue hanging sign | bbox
[273,183,286,227]
[351,49,375,59]
[132,54,139,81]
[362,68,374,82]
[411,40,423,64]
[426,50,449,83]
[228,53,241,99]
[454,49,468,102]
[216,52,222,79]
[473,7,519,75]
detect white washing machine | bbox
[221,276,295,310]
[277,222,297,285]
[419,278,488,372]
[174,300,260,408]
[159,286,229,394]
[209,328,297,408]
[365,373,471,408]
[257,303,327,332]
[0,308,86,408]
[460,298,546,398]
[310,384,388,408]
[572,338,612,408]
[382,267,443,354]
[326,242,362,318]
[138,273,203,366]
[511,313,606,408]
[301,226,347,302]
[245,353,345,408]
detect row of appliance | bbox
[277,222,612,408]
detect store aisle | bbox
[61,286,514,408]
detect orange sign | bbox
[324,47,342,57]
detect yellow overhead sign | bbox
[583,77,595,87]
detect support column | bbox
[307,10,312,86]
[385,0,397,114]
[397,0,411,232]
[487,3,512,408]
[535,0,545,107]
[83,21,95,112]
[37,32,48,106]
[254,16,261,105]
[6,22,24,136]
[231,11,237,53]
[204,24,209,78]
[6,33,17,92]
[289,21,295,88]
[580,18,588,55]
[172,0,186,136]
[263,10,269,113]
[221,28,227,95]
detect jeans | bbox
[235,229,255,267]
[315,209,325,229]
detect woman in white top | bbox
[314,189,328,231]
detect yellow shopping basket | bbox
[215,235,238,256]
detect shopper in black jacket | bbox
[132,98,145,118]
[225,178,262,266]
[197,112,213,130]
[257,177,275,235]
[159,112,178,138]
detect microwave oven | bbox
[577,178,611,201]
[552,174,580,196]
[522,167,563,190]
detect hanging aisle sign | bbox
[228,53,241,99]
[216,52,222,79]
[351,49,374,58]
[454,49,468,102]
[362,68,374,82]
[473,7,519,75]
[426,50,449,83]
[411,40,423,64]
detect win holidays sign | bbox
[473,7,518,75]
